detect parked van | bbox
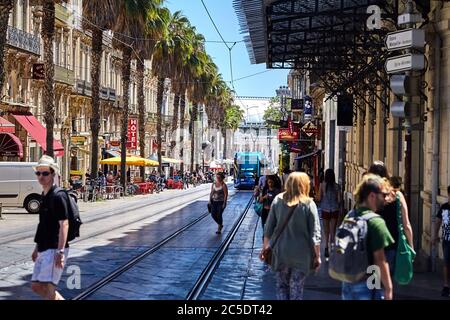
[0,162,43,213]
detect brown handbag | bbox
[261,203,298,266]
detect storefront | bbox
[69,135,89,184]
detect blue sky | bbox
[165,0,289,98]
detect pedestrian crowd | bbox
[28,154,449,300]
[255,162,450,300]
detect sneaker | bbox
[441,286,450,297]
[324,247,329,260]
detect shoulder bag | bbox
[261,202,298,266]
[393,193,416,285]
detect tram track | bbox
[0,185,216,245]
[72,193,254,300]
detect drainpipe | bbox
[431,13,442,272]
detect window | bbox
[55,33,60,66]
[12,1,17,28]
[22,0,28,31]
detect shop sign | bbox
[127,118,138,149]
[71,136,86,145]
[32,63,45,80]
[301,121,319,137]
[278,128,298,141]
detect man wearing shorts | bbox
[434,185,450,298]
[31,155,69,300]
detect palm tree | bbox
[0,1,14,91]
[136,5,167,178]
[189,54,218,172]
[152,10,190,173]
[176,25,205,172]
[113,0,159,191]
[31,0,68,157]
[82,0,118,180]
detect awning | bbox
[105,149,121,158]
[100,156,158,167]
[209,160,223,169]
[148,154,181,165]
[161,157,181,164]
[295,150,322,161]
[0,117,15,133]
[12,113,64,157]
[0,132,23,158]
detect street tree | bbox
[113,0,158,191]
[82,0,118,180]
[31,0,69,157]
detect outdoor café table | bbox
[138,182,150,194]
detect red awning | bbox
[12,113,65,157]
[0,132,23,158]
[0,117,15,133]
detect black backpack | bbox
[54,187,82,241]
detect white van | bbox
[0,162,43,213]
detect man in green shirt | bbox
[342,174,394,300]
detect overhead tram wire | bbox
[42,5,266,95]
[65,6,245,44]
[67,8,249,88]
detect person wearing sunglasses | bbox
[31,155,69,300]
[368,161,414,275]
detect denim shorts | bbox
[342,281,384,300]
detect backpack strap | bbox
[359,211,380,221]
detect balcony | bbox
[55,3,71,24]
[54,64,75,86]
[100,86,109,100]
[75,80,92,97]
[6,25,40,56]
[108,88,116,101]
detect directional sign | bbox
[385,29,424,51]
[385,54,424,74]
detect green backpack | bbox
[393,193,416,285]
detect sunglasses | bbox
[35,171,51,177]
[377,191,390,197]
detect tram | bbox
[233,152,267,190]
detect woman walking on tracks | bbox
[260,172,321,300]
[209,173,228,234]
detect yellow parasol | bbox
[100,156,159,166]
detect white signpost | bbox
[385,54,424,74]
[385,29,424,51]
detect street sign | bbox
[301,121,319,137]
[385,29,424,51]
[385,54,424,74]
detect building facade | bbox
[1,0,188,185]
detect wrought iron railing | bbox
[6,25,40,55]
